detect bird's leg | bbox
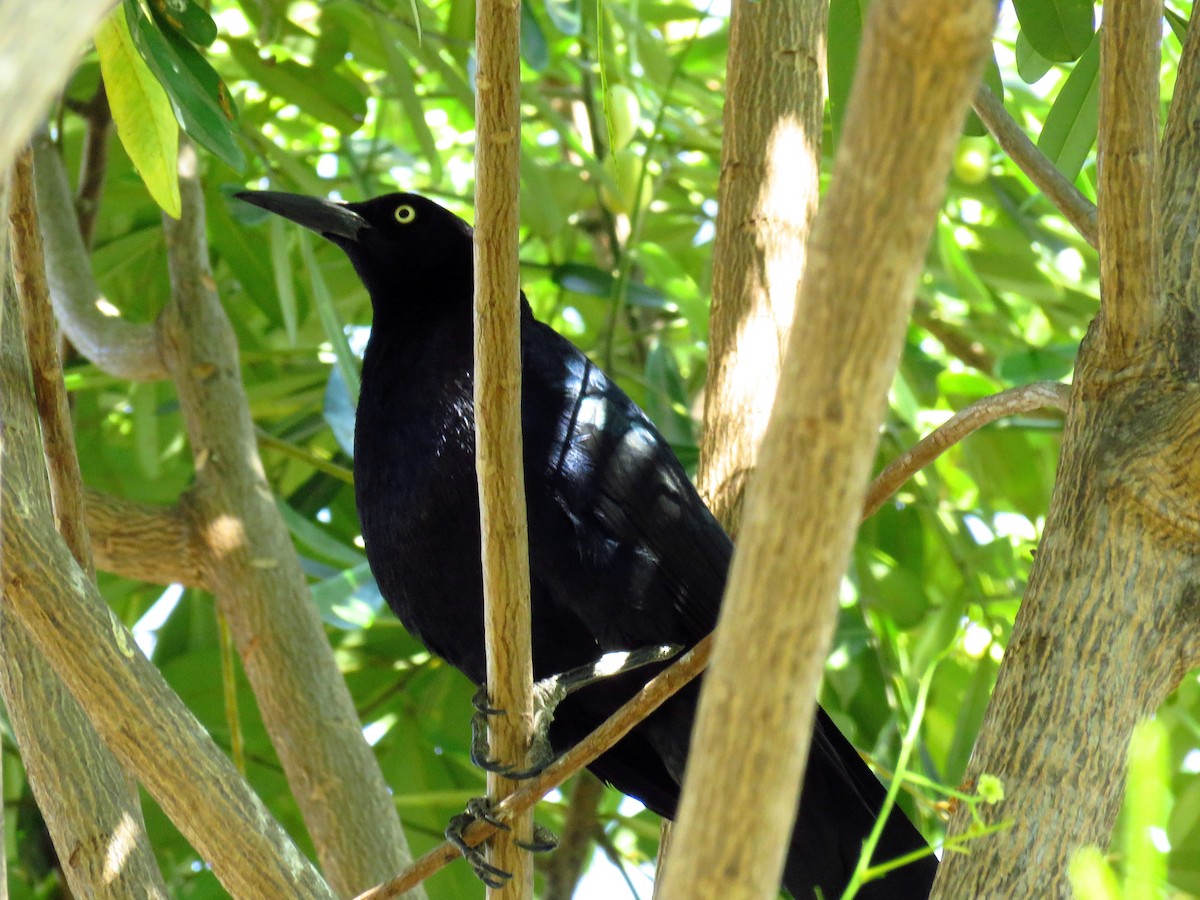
[453,642,679,884]
[476,643,683,779]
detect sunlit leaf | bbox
[1037,32,1100,183]
[1012,0,1094,63]
[95,4,181,217]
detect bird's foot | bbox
[473,643,683,778]
[469,687,513,774]
[445,797,558,886]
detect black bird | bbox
[238,189,938,899]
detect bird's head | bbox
[236,190,475,310]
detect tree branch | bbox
[1096,0,1163,365]
[157,140,421,898]
[862,381,1070,520]
[1,238,335,900]
[474,0,536,892]
[85,488,207,588]
[972,85,1098,248]
[4,149,169,899]
[74,83,112,251]
[30,130,166,382]
[658,1,997,896]
[352,636,712,900]
[1159,0,1200,317]
[0,1,115,183]
[696,0,828,535]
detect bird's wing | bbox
[521,319,730,650]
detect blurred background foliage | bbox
[6,0,1200,897]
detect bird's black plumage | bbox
[238,189,937,899]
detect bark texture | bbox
[697,0,827,533]
[1,260,335,900]
[658,2,997,897]
[474,0,537,893]
[158,143,419,898]
[934,5,1200,896]
[3,157,167,900]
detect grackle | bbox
[237,189,938,899]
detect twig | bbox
[972,85,1098,248]
[1096,0,1163,364]
[352,636,712,900]
[353,372,1067,898]
[474,0,535,891]
[74,83,111,250]
[862,381,1070,520]
[658,1,997,895]
[2,220,332,900]
[4,146,169,900]
[0,1,115,184]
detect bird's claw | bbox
[446,799,558,886]
[470,688,515,774]
[446,803,512,888]
[517,824,559,853]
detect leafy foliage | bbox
[7,1,1200,897]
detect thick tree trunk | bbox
[934,5,1200,895]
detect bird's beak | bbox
[235,190,368,242]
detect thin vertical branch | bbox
[473,0,535,896]
[658,1,997,896]
[1097,0,1163,365]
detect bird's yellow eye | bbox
[394,204,416,224]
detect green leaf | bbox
[997,345,1076,382]
[299,231,361,406]
[124,0,245,171]
[312,563,385,630]
[324,366,356,458]
[269,215,299,346]
[227,39,367,134]
[1165,8,1190,44]
[1015,30,1053,84]
[521,4,550,71]
[1070,846,1121,899]
[95,4,181,217]
[1124,719,1170,895]
[544,0,581,36]
[1013,0,1094,63]
[964,54,1003,137]
[1037,32,1100,184]
[148,0,217,47]
[827,0,866,146]
[551,263,669,309]
[374,13,444,185]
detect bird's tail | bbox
[781,709,937,899]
